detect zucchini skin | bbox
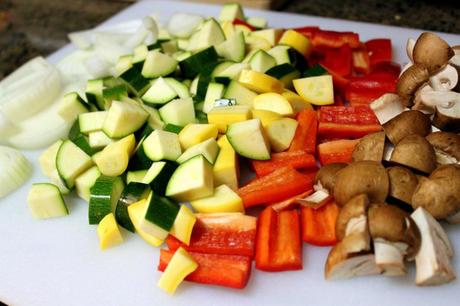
[144,194,179,231]
[116,182,151,232]
[149,161,178,196]
[88,176,124,225]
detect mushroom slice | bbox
[420,90,460,109]
[412,32,454,74]
[387,166,419,204]
[352,131,386,162]
[325,233,381,280]
[335,194,370,242]
[426,131,460,165]
[429,64,458,91]
[369,93,405,124]
[390,134,437,174]
[383,110,431,145]
[333,161,389,207]
[373,238,408,276]
[314,163,347,193]
[412,84,436,114]
[397,65,430,107]
[432,100,460,133]
[406,38,416,62]
[411,207,455,286]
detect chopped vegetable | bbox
[288,108,318,153]
[97,213,124,250]
[27,183,68,219]
[317,139,359,165]
[301,201,339,246]
[0,145,32,198]
[251,150,316,177]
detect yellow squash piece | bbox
[279,29,312,56]
[253,92,294,116]
[157,247,198,295]
[127,199,163,247]
[207,105,252,133]
[191,184,244,213]
[170,205,196,245]
[238,69,284,94]
[282,90,313,114]
[97,213,123,250]
[178,123,218,150]
[266,118,299,152]
[93,134,135,177]
[293,75,334,105]
[213,136,239,190]
[250,29,284,47]
[251,109,282,128]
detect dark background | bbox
[1,0,459,79]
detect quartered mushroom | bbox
[369,93,405,124]
[429,64,458,91]
[397,65,430,107]
[426,131,460,165]
[387,166,419,205]
[432,97,460,133]
[411,207,456,286]
[352,131,386,162]
[413,84,437,113]
[335,194,370,242]
[383,110,431,145]
[412,32,454,74]
[390,134,437,174]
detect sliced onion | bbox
[84,56,112,78]
[0,145,32,198]
[167,13,203,38]
[68,30,94,50]
[0,110,21,141]
[124,16,159,49]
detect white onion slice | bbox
[84,56,112,78]
[0,145,32,198]
[167,13,203,38]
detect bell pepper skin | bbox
[301,201,340,246]
[238,166,313,208]
[324,67,350,93]
[159,249,252,289]
[288,108,318,154]
[255,207,302,271]
[166,213,257,257]
[320,45,352,77]
[312,30,360,48]
[352,45,371,75]
[369,61,401,79]
[365,38,392,67]
[317,139,359,165]
[252,150,316,177]
[345,75,397,105]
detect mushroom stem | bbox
[345,215,369,238]
[370,93,405,125]
[429,64,458,91]
[419,90,460,109]
[373,238,408,276]
[406,38,416,62]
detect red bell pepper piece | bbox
[232,18,257,31]
[312,30,360,49]
[293,26,319,39]
[238,166,313,208]
[166,213,257,257]
[301,201,340,246]
[288,108,318,154]
[365,38,392,67]
[320,45,352,77]
[352,45,371,75]
[158,249,252,289]
[369,61,401,79]
[345,89,387,105]
[252,150,316,177]
[255,207,302,271]
[324,67,350,93]
[345,75,397,105]
[317,139,359,165]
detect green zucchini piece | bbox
[141,50,178,78]
[75,166,101,202]
[88,175,125,224]
[142,161,178,196]
[128,138,153,170]
[27,183,69,219]
[115,182,151,232]
[142,77,178,105]
[127,169,148,184]
[179,46,219,79]
[164,124,183,134]
[102,100,149,138]
[143,129,182,162]
[56,140,94,189]
[119,66,151,96]
[86,79,105,110]
[144,194,179,231]
[303,63,328,78]
[102,84,128,107]
[58,92,89,122]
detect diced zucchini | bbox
[56,140,94,189]
[247,16,267,29]
[127,169,148,184]
[88,175,125,224]
[102,100,149,138]
[187,18,225,52]
[227,119,271,160]
[282,90,312,114]
[266,63,301,88]
[128,138,153,171]
[266,118,298,152]
[249,50,276,73]
[72,134,97,156]
[127,199,164,246]
[142,161,178,196]
[58,92,89,122]
[75,166,101,202]
[39,139,63,178]
[223,80,257,107]
[176,138,219,164]
[161,40,178,55]
[102,84,128,108]
[170,205,196,245]
[133,44,149,63]
[93,134,136,176]
[86,79,104,110]
[141,104,166,130]
[216,31,245,62]
[142,50,178,78]
[159,98,195,127]
[27,183,68,219]
[143,129,182,161]
[219,3,244,22]
[89,131,113,149]
[250,29,283,46]
[164,78,190,98]
[190,184,244,213]
[303,64,328,78]
[245,35,271,52]
[253,92,294,116]
[179,46,219,79]
[293,75,334,105]
[119,66,151,96]
[164,123,183,134]
[115,182,151,232]
[115,54,133,76]
[213,136,239,191]
[207,105,251,133]
[79,111,108,134]
[178,123,218,150]
[202,82,225,113]
[142,77,178,105]
[140,194,179,239]
[97,213,124,250]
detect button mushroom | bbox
[429,64,458,92]
[432,97,460,133]
[412,32,454,74]
[333,161,389,206]
[397,64,430,107]
[426,131,460,165]
[383,110,431,145]
[411,207,455,286]
[390,134,437,174]
[368,204,421,276]
[369,93,405,124]
[335,194,370,242]
[352,131,386,162]
[387,166,419,206]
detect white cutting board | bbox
[1,1,460,305]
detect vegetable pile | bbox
[0,1,457,295]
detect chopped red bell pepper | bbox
[352,45,371,75]
[252,150,316,177]
[288,108,318,154]
[345,75,397,105]
[232,18,257,31]
[166,213,257,257]
[238,166,313,208]
[323,67,350,93]
[312,30,360,49]
[301,201,340,246]
[345,89,387,105]
[369,61,401,79]
[255,207,302,271]
[333,94,345,106]
[158,249,252,289]
[320,45,352,77]
[365,38,392,67]
[293,26,319,39]
[317,139,359,165]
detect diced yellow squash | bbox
[178,124,218,150]
[238,69,284,94]
[93,135,133,177]
[191,184,244,213]
[253,92,294,116]
[216,134,232,149]
[207,105,252,133]
[213,136,239,190]
[282,90,313,114]
[127,199,164,247]
[251,109,282,128]
[97,213,123,250]
[170,205,196,245]
[266,118,299,152]
[250,29,284,47]
[293,75,334,105]
[279,29,312,56]
[114,133,136,155]
[157,247,198,295]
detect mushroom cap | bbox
[335,194,369,241]
[432,102,460,133]
[387,166,419,204]
[397,64,430,107]
[333,161,389,206]
[352,131,386,162]
[368,204,421,259]
[314,163,347,192]
[383,110,431,145]
[413,32,454,74]
[390,134,437,173]
[426,131,460,163]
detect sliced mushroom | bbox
[420,90,460,109]
[406,38,416,63]
[397,64,430,107]
[369,93,405,124]
[432,100,460,133]
[387,166,419,205]
[426,131,460,164]
[335,194,370,242]
[352,131,386,162]
[413,32,454,74]
[411,207,455,286]
[429,64,458,91]
[412,84,437,114]
[314,163,347,193]
[333,161,389,206]
[390,134,437,174]
[450,46,460,92]
[383,110,431,145]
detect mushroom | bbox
[390,134,437,174]
[333,161,389,206]
[352,131,386,162]
[397,64,430,107]
[335,194,370,242]
[412,32,454,74]
[411,207,455,286]
[426,131,460,165]
[412,84,437,114]
[314,163,347,193]
[387,166,419,205]
[369,93,405,124]
[429,64,458,91]
[325,233,381,280]
[411,164,460,221]
[432,99,460,133]
[450,45,460,92]
[406,38,416,63]
[383,110,431,145]
[368,204,421,275]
